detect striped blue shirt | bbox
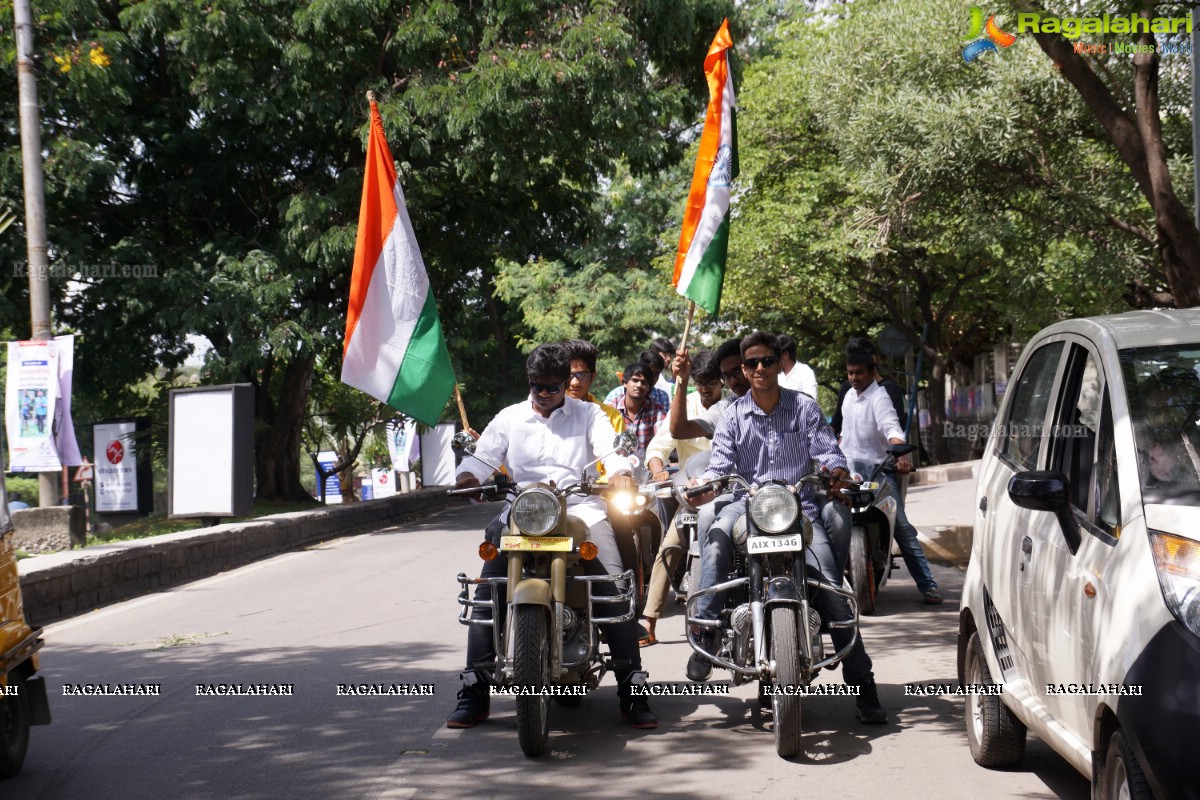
[701,388,847,520]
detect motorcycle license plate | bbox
[500,536,573,552]
[746,534,805,554]
[677,511,698,525]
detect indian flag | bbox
[341,98,455,426]
[673,19,738,318]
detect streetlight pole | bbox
[14,0,59,506]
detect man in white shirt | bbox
[777,334,819,400]
[839,351,940,604]
[447,343,657,729]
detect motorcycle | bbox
[449,436,642,758]
[607,475,664,617]
[683,468,860,758]
[655,452,710,603]
[843,443,918,616]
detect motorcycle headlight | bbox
[511,488,561,536]
[749,484,799,535]
[609,490,645,515]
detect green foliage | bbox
[1,0,735,496]
[4,474,38,506]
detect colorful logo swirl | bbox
[963,7,1017,62]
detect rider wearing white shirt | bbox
[839,351,941,604]
[777,334,819,399]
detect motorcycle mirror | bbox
[612,431,638,457]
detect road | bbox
[9,503,1090,799]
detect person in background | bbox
[831,336,907,437]
[605,350,671,411]
[564,339,624,435]
[776,334,818,400]
[609,361,668,459]
[668,338,750,441]
[640,350,723,645]
[840,349,940,605]
[649,337,677,397]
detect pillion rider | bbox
[446,343,656,730]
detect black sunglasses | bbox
[528,381,565,395]
[742,356,780,370]
[569,371,592,382]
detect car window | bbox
[1120,345,1200,507]
[1000,342,1063,470]
[1048,345,1120,538]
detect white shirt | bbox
[695,395,737,437]
[646,389,720,469]
[457,395,631,527]
[780,361,818,399]
[839,380,905,465]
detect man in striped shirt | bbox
[685,331,888,724]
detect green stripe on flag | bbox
[387,287,455,426]
[685,214,730,316]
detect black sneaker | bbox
[445,674,490,728]
[855,678,887,725]
[686,629,716,683]
[618,671,658,729]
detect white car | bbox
[958,309,1200,800]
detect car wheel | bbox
[964,631,1026,768]
[1099,730,1152,800]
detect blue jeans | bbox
[694,494,874,685]
[850,461,937,594]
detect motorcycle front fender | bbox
[765,576,802,605]
[510,578,552,607]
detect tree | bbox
[727,0,1150,460]
[1,0,735,497]
[1017,0,1200,307]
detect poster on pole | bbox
[94,421,139,512]
[4,335,82,471]
[419,423,455,486]
[317,450,342,504]
[385,418,418,473]
[371,467,397,498]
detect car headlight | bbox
[511,488,561,536]
[749,484,799,535]
[1149,530,1200,637]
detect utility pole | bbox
[14,0,59,506]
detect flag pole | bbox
[678,300,697,354]
[454,383,472,433]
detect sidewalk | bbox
[905,460,979,569]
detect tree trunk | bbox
[255,355,316,501]
[1030,22,1200,307]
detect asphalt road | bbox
[8,503,1091,799]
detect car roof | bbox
[1034,308,1200,350]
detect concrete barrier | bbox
[11,506,87,553]
[18,488,452,626]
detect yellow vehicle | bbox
[1,447,51,778]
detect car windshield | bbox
[1120,345,1200,506]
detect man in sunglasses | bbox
[668,337,750,441]
[447,343,657,730]
[564,339,624,435]
[683,331,889,724]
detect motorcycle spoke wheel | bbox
[769,606,803,758]
[512,606,551,758]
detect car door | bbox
[1033,340,1124,741]
[976,339,1065,682]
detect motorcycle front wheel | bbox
[848,526,876,615]
[512,605,551,758]
[769,606,803,758]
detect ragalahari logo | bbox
[106,440,124,465]
[963,7,1017,62]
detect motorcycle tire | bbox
[512,605,551,758]
[849,527,876,616]
[0,670,30,778]
[769,606,803,758]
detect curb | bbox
[917,525,973,569]
[18,488,453,626]
[910,460,980,486]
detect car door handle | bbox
[1020,536,1032,571]
[979,496,988,515]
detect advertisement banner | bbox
[4,336,82,471]
[317,450,342,504]
[385,418,419,473]
[371,467,397,498]
[94,421,138,512]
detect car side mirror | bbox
[1007,470,1081,554]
